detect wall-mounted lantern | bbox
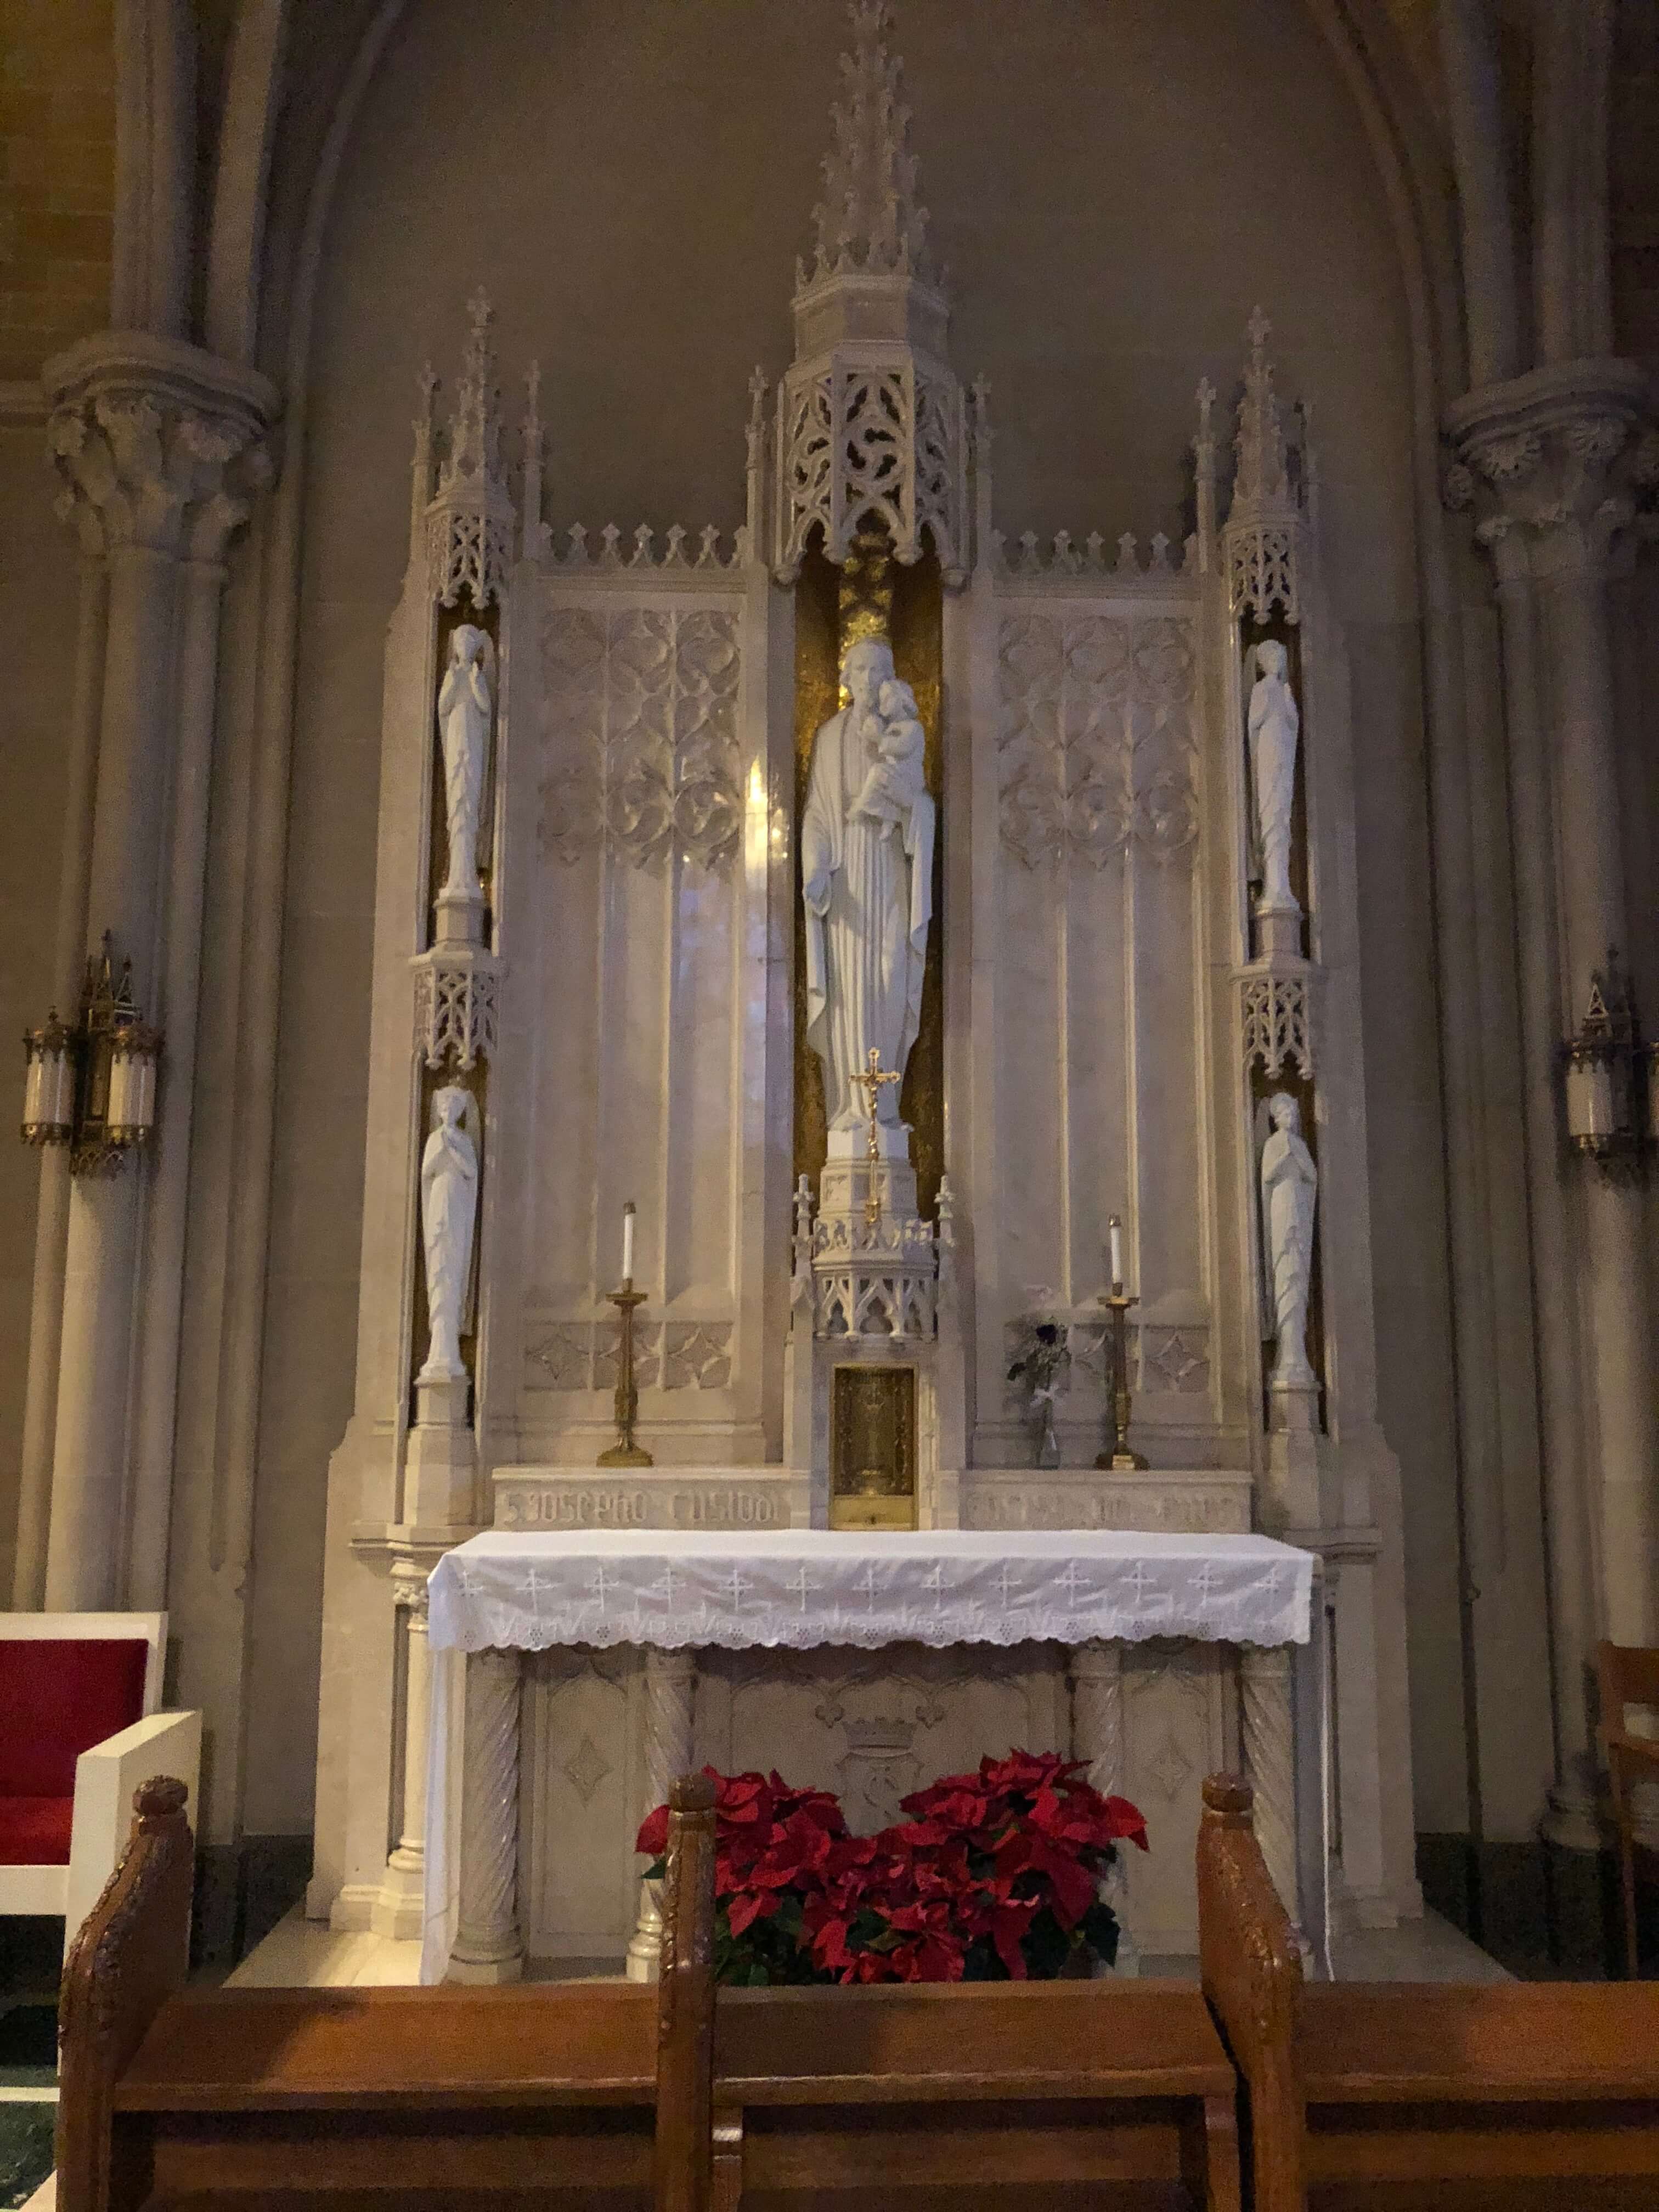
[20,934,161,1175]
[1562,956,1641,1177]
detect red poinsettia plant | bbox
[635,1750,1148,1987]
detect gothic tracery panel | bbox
[997,613,1198,872]
[539,604,742,873]
[987,589,1211,1458]
[522,578,753,1452]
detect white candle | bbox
[622,1201,636,1285]
[1109,1215,1124,1289]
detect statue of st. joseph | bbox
[801,637,935,1133]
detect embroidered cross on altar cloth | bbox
[426,1526,1313,1656]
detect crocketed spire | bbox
[1232,306,1290,516]
[439,289,503,498]
[806,1,936,287]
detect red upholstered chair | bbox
[0,1612,200,1956]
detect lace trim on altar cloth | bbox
[426,1530,1312,1655]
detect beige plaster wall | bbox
[0,0,114,379]
[247,0,1474,1835]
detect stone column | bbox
[1540,515,1657,1651]
[627,1645,697,1982]
[129,493,269,1606]
[37,334,274,1610]
[1437,0,1521,387]
[1241,1643,1300,1926]
[12,544,108,1607]
[447,1646,524,1984]
[1475,515,1599,1842]
[1068,1641,1124,1794]
[1448,370,1659,1663]
[371,1558,433,1941]
[1068,1640,1136,1974]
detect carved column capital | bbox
[1444,357,1655,580]
[43,332,278,564]
[390,1555,432,1621]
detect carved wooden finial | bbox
[1201,1773,1255,1820]
[669,1771,716,1816]
[135,1776,190,1825]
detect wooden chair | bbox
[1197,1771,1659,2211]
[58,1772,719,2212]
[1599,1638,1659,1979]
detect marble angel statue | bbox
[1259,1091,1318,1389]
[1247,640,1300,913]
[802,639,935,1132]
[437,623,494,902]
[417,1085,479,1383]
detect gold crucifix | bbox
[853,1046,902,1230]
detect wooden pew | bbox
[710,1979,1240,2211]
[1196,1773,1659,2212]
[64,1774,1236,2212]
[58,1774,719,2212]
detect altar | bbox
[308,0,1418,1970]
[417,1524,1318,1984]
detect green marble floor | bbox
[0,2104,53,2212]
[0,1924,59,2211]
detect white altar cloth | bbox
[421,1527,1313,1982]
[425,1527,1313,1656]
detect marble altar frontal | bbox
[310,0,1415,1967]
[420,1527,1317,1983]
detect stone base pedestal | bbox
[821,1121,918,1224]
[1263,1423,1329,1530]
[369,1847,425,1939]
[624,1913,662,1982]
[1254,902,1303,960]
[434,886,486,945]
[406,1378,476,1525]
[1543,1771,1603,1855]
[1268,1374,1319,1432]
[445,1946,524,1985]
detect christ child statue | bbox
[850,675,928,839]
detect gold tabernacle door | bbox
[829,1364,918,1530]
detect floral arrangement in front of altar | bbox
[1007,1313,1070,1466]
[635,1751,1147,1987]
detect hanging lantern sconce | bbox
[19,933,162,1175]
[1561,954,1642,1176]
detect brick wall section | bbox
[0,0,115,381]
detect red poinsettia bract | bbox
[637,1751,1147,1988]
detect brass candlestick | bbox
[1095,1283,1148,1471]
[597,1280,654,1466]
